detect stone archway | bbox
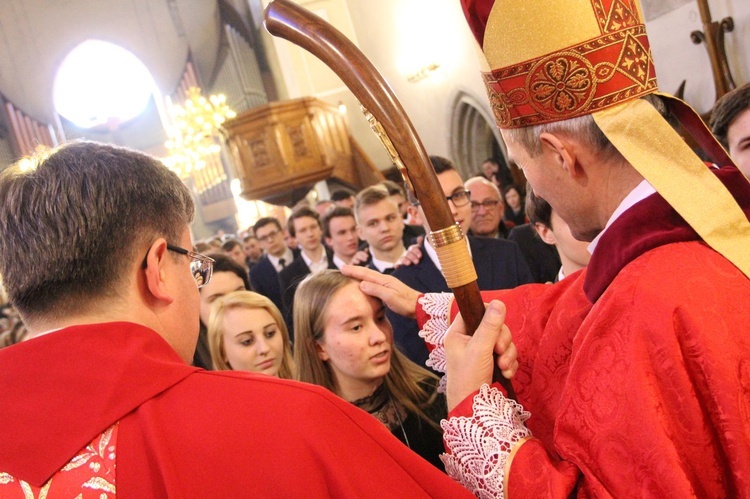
[449,92,522,185]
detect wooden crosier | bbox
[264,0,517,400]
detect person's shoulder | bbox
[596,242,749,318]
[250,256,272,275]
[181,370,358,414]
[507,223,534,240]
[470,235,520,254]
[392,256,427,280]
[279,258,305,279]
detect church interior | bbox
[0,0,747,238]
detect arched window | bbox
[449,92,517,182]
[53,40,155,129]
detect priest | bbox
[344,0,750,496]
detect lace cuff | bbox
[440,384,531,498]
[417,292,453,377]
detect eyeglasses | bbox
[257,229,281,243]
[471,199,501,211]
[446,190,471,207]
[167,244,215,288]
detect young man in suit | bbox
[711,82,750,178]
[381,179,425,245]
[322,206,361,269]
[249,217,297,313]
[279,206,333,336]
[355,185,406,274]
[391,156,533,367]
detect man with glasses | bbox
[0,141,470,497]
[464,176,510,239]
[390,156,533,367]
[465,176,561,283]
[249,217,298,313]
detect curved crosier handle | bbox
[264,0,516,400]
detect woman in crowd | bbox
[194,253,251,369]
[294,270,446,470]
[502,184,528,228]
[208,290,294,378]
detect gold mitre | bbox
[468,0,655,127]
[461,0,750,278]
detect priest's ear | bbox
[539,132,583,179]
[142,238,176,305]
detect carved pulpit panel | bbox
[225,97,359,204]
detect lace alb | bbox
[440,384,531,499]
[418,293,453,393]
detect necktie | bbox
[383,267,395,275]
[278,258,286,271]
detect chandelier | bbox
[163,87,236,189]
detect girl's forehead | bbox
[326,282,379,316]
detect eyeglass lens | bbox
[471,200,500,210]
[447,191,470,206]
[258,229,279,242]
[190,259,213,288]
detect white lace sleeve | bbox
[440,384,532,499]
[417,292,453,378]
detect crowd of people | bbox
[1,0,750,496]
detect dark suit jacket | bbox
[249,249,301,314]
[402,224,426,248]
[389,236,533,368]
[279,249,336,340]
[249,257,284,313]
[507,223,561,284]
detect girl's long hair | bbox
[294,270,439,428]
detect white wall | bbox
[264,0,749,172]
[345,0,493,168]
[263,0,495,171]
[646,0,750,114]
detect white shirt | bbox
[301,248,329,275]
[268,248,294,273]
[332,254,347,270]
[556,266,566,282]
[588,180,656,255]
[370,251,403,274]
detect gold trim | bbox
[593,99,750,278]
[429,223,464,247]
[434,237,477,288]
[361,104,415,193]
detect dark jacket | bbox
[389,236,533,367]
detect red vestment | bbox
[0,322,471,497]
[420,167,750,497]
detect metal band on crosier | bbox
[482,25,657,129]
[429,223,464,248]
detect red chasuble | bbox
[0,322,471,497]
[420,167,750,497]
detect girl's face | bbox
[317,282,393,400]
[199,271,246,325]
[505,188,521,211]
[221,307,284,376]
